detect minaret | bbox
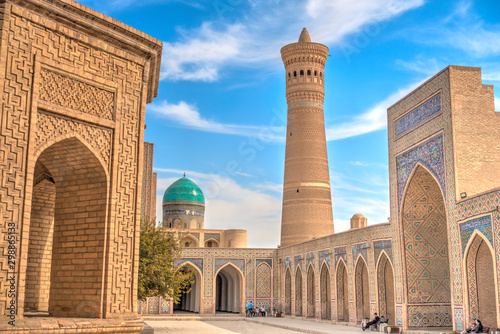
[280,28,334,247]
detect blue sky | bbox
[77,0,500,248]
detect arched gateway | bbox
[215,264,243,313]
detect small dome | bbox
[163,176,205,205]
[298,28,311,43]
[352,213,365,218]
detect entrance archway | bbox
[402,165,451,327]
[295,266,303,316]
[320,262,331,320]
[285,268,291,315]
[307,264,315,318]
[377,252,395,325]
[465,233,497,328]
[336,259,349,322]
[174,263,201,313]
[215,264,242,313]
[24,138,107,318]
[355,257,370,322]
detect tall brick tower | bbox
[280,28,334,247]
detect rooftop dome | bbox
[163,176,205,205]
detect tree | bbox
[138,220,193,302]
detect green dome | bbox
[163,177,205,205]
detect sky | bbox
[77,0,500,248]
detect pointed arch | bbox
[24,137,108,317]
[336,258,349,322]
[215,262,244,314]
[285,267,292,315]
[174,262,202,313]
[307,263,315,318]
[181,234,198,248]
[320,261,331,320]
[256,262,272,299]
[204,238,219,248]
[465,231,497,328]
[401,164,451,327]
[376,252,395,325]
[355,255,370,322]
[295,265,303,316]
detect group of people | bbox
[246,301,266,317]
[461,318,484,334]
[362,313,388,331]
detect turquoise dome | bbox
[163,177,205,205]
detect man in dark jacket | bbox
[362,313,380,331]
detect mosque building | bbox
[139,29,500,333]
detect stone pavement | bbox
[145,316,367,334]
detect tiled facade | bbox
[141,142,157,222]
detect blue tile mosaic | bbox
[204,233,220,242]
[373,240,393,263]
[284,257,291,269]
[459,215,493,254]
[396,134,445,207]
[334,247,347,266]
[318,250,330,269]
[256,258,273,268]
[294,255,303,269]
[352,243,368,266]
[395,93,441,138]
[175,258,203,273]
[306,252,314,268]
[215,258,245,274]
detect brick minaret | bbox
[280,28,334,247]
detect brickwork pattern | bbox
[0,0,162,322]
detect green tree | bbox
[138,220,193,302]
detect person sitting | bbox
[260,306,266,316]
[246,301,253,317]
[461,318,480,334]
[472,319,483,333]
[362,313,380,331]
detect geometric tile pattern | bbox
[377,255,388,318]
[336,260,348,322]
[306,252,315,269]
[175,258,204,274]
[256,262,272,298]
[352,243,368,268]
[402,165,451,327]
[284,257,292,269]
[285,268,292,315]
[160,297,170,314]
[395,93,441,138]
[459,215,492,255]
[295,266,303,316]
[374,240,393,264]
[334,247,347,267]
[215,259,245,274]
[465,235,483,321]
[256,259,273,267]
[204,233,221,242]
[319,249,330,269]
[396,134,445,208]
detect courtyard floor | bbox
[145,316,367,334]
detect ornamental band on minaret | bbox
[280,28,334,247]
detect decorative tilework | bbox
[318,249,330,269]
[459,215,493,255]
[454,308,463,331]
[204,233,220,242]
[396,134,445,207]
[306,252,314,268]
[334,247,347,267]
[214,258,245,274]
[407,305,452,327]
[295,266,303,316]
[256,258,273,267]
[148,296,159,314]
[294,255,303,271]
[396,305,403,327]
[256,262,272,298]
[284,257,291,269]
[190,232,200,240]
[374,240,393,264]
[395,93,442,138]
[160,297,170,314]
[352,243,368,267]
[175,258,203,274]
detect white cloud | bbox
[395,57,441,76]
[148,100,285,141]
[155,168,282,247]
[325,80,423,140]
[161,0,425,81]
[495,96,500,111]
